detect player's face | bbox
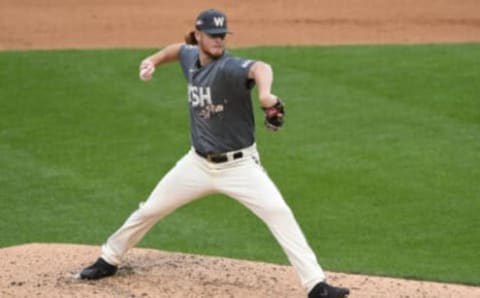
[198,31,226,59]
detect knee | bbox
[135,199,179,221]
[259,202,294,220]
[134,201,166,220]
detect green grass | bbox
[1,44,479,285]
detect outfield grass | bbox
[0,43,479,285]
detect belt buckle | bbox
[207,153,229,163]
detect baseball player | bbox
[80,9,349,298]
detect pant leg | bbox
[102,150,213,265]
[215,155,325,291]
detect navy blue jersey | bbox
[179,45,256,154]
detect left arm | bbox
[248,61,285,131]
[248,61,278,108]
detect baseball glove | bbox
[262,98,285,131]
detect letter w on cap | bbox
[213,17,225,27]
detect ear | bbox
[194,30,202,42]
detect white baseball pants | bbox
[101,144,325,291]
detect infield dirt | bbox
[1,0,480,49]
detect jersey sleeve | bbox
[179,45,198,80]
[223,57,256,90]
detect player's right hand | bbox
[139,59,155,81]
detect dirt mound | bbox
[1,243,479,298]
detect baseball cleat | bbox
[79,258,118,280]
[308,281,350,298]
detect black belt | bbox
[195,149,244,163]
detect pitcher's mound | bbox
[1,243,478,297]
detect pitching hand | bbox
[139,59,155,81]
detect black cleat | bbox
[80,258,118,280]
[308,282,350,298]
